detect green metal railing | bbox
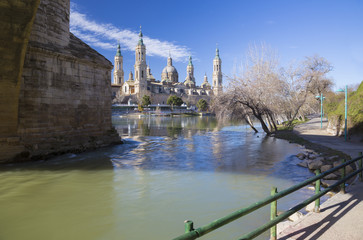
[173,152,363,240]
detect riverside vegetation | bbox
[325,81,363,139]
[212,43,333,135]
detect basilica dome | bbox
[161,56,179,83]
[162,65,178,74]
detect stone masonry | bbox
[0,0,121,162]
[0,0,40,161]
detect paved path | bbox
[278,117,363,240]
[293,117,363,158]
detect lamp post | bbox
[337,85,348,141]
[316,93,325,129]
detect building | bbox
[112,27,223,105]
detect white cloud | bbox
[70,6,191,61]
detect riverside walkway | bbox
[278,117,363,240]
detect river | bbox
[0,115,315,240]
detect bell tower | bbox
[134,26,147,83]
[186,56,195,82]
[113,43,124,85]
[212,47,223,95]
[134,26,147,95]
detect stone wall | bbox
[0,0,40,161]
[327,115,343,136]
[0,0,120,162]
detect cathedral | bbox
[111,27,223,105]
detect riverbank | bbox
[274,120,350,161]
[113,111,214,118]
[276,117,363,239]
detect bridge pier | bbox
[0,1,40,161]
[0,0,120,163]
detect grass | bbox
[325,81,363,134]
[277,119,309,131]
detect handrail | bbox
[172,152,363,240]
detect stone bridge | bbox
[0,1,40,161]
[0,0,120,162]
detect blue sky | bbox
[70,0,363,89]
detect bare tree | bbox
[211,92,259,133]
[281,55,333,126]
[226,43,282,134]
[212,43,334,134]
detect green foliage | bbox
[138,104,143,112]
[196,99,208,112]
[325,81,363,132]
[277,119,308,131]
[141,95,151,107]
[167,95,183,106]
[324,92,344,116]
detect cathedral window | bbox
[119,77,121,83]
[142,70,144,78]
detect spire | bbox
[138,25,144,46]
[116,43,122,56]
[215,44,220,59]
[128,71,134,81]
[167,55,172,66]
[188,56,193,66]
[204,73,208,82]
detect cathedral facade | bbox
[112,27,223,105]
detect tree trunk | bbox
[287,91,310,126]
[267,111,278,132]
[256,114,271,134]
[265,116,273,131]
[244,115,258,133]
[243,102,271,134]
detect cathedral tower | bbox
[212,47,223,95]
[201,73,211,89]
[113,43,124,85]
[134,26,147,94]
[184,56,196,87]
[186,56,195,82]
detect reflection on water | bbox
[0,115,315,240]
[112,116,307,176]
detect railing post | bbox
[314,169,321,212]
[270,187,277,240]
[184,220,194,233]
[359,152,362,182]
[341,159,346,194]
